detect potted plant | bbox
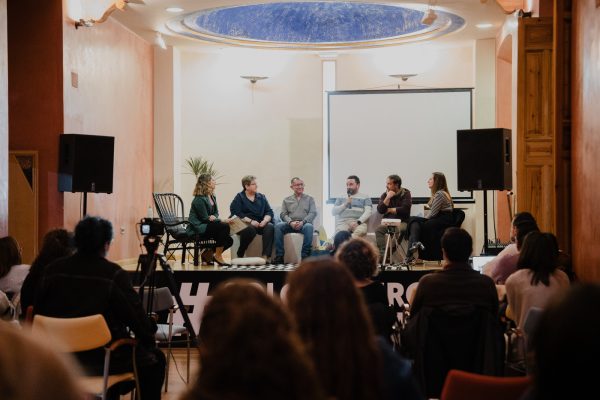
[184,156,221,180]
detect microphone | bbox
[347,189,352,209]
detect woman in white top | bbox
[0,236,30,298]
[505,231,570,328]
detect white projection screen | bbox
[328,89,473,201]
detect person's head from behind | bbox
[512,211,539,245]
[0,236,22,279]
[428,171,449,194]
[516,231,559,286]
[336,238,379,282]
[74,216,113,257]
[0,322,84,400]
[441,227,472,263]
[184,279,322,400]
[531,284,600,399]
[193,173,215,196]
[331,230,352,254]
[33,229,74,268]
[286,259,382,400]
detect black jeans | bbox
[201,221,233,249]
[237,222,274,258]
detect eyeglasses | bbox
[292,183,305,187]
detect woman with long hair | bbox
[406,172,454,261]
[286,259,421,400]
[20,229,75,318]
[505,231,570,328]
[186,173,233,265]
[0,236,29,300]
[182,279,324,400]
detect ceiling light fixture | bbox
[389,74,417,82]
[166,7,184,13]
[475,23,493,29]
[155,32,167,49]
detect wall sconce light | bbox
[69,0,142,29]
[240,76,269,84]
[155,32,167,49]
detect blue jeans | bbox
[274,222,314,258]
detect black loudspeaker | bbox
[58,134,114,193]
[457,128,512,191]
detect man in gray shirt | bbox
[273,177,318,264]
[332,175,372,237]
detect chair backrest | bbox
[140,287,175,313]
[453,208,466,227]
[32,314,112,353]
[441,369,531,400]
[153,193,185,225]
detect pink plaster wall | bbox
[62,18,153,262]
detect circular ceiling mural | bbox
[167,2,465,50]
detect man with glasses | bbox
[273,177,317,264]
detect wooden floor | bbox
[159,348,199,400]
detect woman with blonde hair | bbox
[186,173,233,265]
[406,172,454,261]
[183,279,324,400]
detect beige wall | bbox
[0,0,7,236]
[62,18,154,262]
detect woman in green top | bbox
[187,174,233,265]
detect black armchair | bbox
[153,193,215,266]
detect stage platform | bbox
[126,260,441,334]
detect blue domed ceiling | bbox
[167,2,465,50]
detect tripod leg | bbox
[157,256,198,344]
[383,234,390,265]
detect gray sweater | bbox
[332,192,372,224]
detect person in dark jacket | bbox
[230,175,275,260]
[34,216,165,400]
[374,174,412,257]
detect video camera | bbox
[139,218,165,237]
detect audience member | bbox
[403,228,502,398]
[230,175,275,260]
[34,216,165,400]
[525,284,600,400]
[0,290,15,321]
[0,321,85,400]
[330,230,352,256]
[336,238,395,337]
[332,175,372,238]
[505,231,570,329]
[406,172,454,261]
[274,177,318,263]
[182,279,324,400]
[0,236,29,301]
[483,211,539,284]
[375,174,412,257]
[286,259,421,400]
[19,228,75,319]
[187,173,233,265]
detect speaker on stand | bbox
[58,134,115,216]
[457,128,512,255]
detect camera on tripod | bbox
[139,218,165,237]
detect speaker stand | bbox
[83,191,88,217]
[482,190,490,255]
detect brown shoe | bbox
[201,249,214,265]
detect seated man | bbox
[374,174,412,259]
[34,216,165,400]
[332,175,372,238]
[230,175,275,260]
[273,177,317,264]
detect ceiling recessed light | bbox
[166,7,184,13]
[475,23,493,29]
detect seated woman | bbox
[0,236,29,306]
[406,172,454,261]
[186,174,233,266]
[20,229,75,319]
[505,231,570,329]
[286,259,422,400]
[335,238,396,338]
[182,279,324,400]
